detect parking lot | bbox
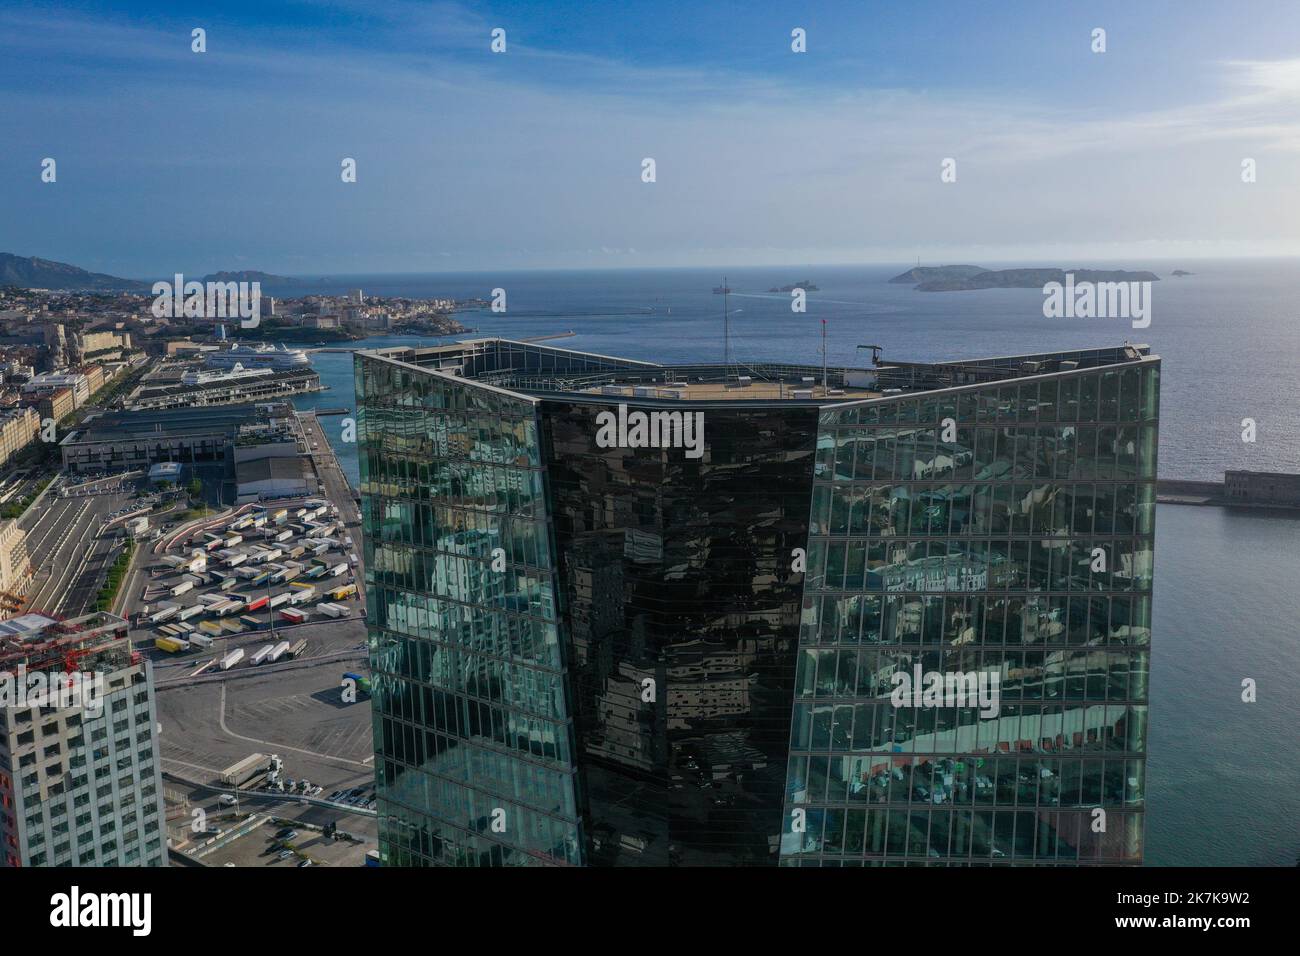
[156,633,373,795]
[130,496,365,673]
[167,781,378,868]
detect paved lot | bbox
[156,633,374,795]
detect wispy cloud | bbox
[2,3,1299,273]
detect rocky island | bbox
[890,265,1160,291]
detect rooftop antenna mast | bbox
[821,319,828,394]
[723,276,730,369]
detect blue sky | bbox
[3,0,1300,276]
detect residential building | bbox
[0,521,32,613]
[0,612,167,867]
[35,387,75,423]
[0,407,40,468]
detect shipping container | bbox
[200,620,223,635]
[239,614,265,631]
[251,644,275,666]
[279,608,307,625]
[220,618,244,634]
[269,640,291,662]
[289,586,315,606]
[220,752,265,785]
[169,580,194,597]
[225,552,247,568]
[245,595,269,612]
[268,592,290,610]
[149,606,179,624]
[318,602,346,619]
[328,584,357,601]
[328,563,348,578]
[177,604,204,621]
[190,634,214,649]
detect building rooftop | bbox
[362,337,1155,406]
[0,611,132,673]
[62,403,288,444]
[236,456,310,483]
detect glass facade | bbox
[782,360,1159,865]
[541,400,817,865]
[356,340,1158,867]
[357,354,581,866]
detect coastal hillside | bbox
[0,252,149,291]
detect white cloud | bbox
[2,8,1299,272]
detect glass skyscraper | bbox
[356,339,1157,866]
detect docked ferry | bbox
[202,342,312,370]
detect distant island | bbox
[890,265,1160,291]
[0,252,150,291]
[201,270,307,286]
[768,280,820,292]
[1171,270,1194,277]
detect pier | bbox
[1157,471,1300,510]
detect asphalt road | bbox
[298,411,365,588]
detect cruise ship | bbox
[202,342,311,371]
[180,362,276,387]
